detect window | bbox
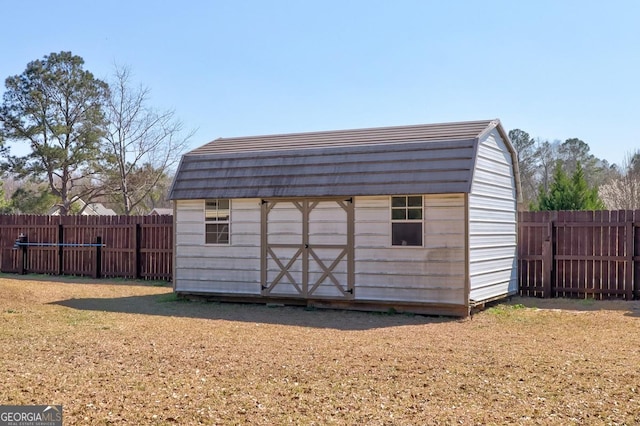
[205,199,230,244]
[391,195,423,246]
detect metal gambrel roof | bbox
[169,119,516,200]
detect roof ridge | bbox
[187,119,498,156]
[213,119,496,143]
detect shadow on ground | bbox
[1,272,171,287]
[50,294,454,331]
[505,296,640,318]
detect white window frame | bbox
[204,199,230,245]
[390,195,424,247]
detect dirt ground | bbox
[1,275,639,425]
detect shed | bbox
[169,119,521,316]
[48,197,117,216]
[149,208,174,216]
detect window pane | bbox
[210,211,230,221]
[392,223,422,246]
[391,196,406,207]
[206,224,229,244]
[206,211,226,221]
[391,209,406,220]
[408,208,422,220]
[408,196,422,207]
[205,199,230,222]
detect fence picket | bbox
[0,214,172,281]
[518,210,637,300]
[1,210,638,297]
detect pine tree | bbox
[570,163,605,210]
[532,161,605,211]
[0,51,109,215]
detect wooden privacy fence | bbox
[0,215,173,281]
[4,211,640,295]
[519,210,640,299]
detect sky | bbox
[1,0,639,166]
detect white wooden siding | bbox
[354,194,466,305]
[468,129,518,302]
[175,195,468,307]
[174,198,262,294]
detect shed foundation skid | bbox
[176,293,470,317]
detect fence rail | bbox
[519,210,640,299]
[0,215,173,281]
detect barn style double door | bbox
[260,198,354,300]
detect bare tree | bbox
[100,66,193,214]
[508,129,538,207]
[131,167,174,214]
[599,151,640,209]
[534,138,559,195]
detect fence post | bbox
[626,217,634,300]
[18,233,28,275]
[542,218,555,298]
[57,224,64,275]
[635,212,639,300]
[135,223,142,279]
[93,236,102,279]
[542,240,552,298]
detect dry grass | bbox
[1,275,639,425]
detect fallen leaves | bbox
[0,275,639,424]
